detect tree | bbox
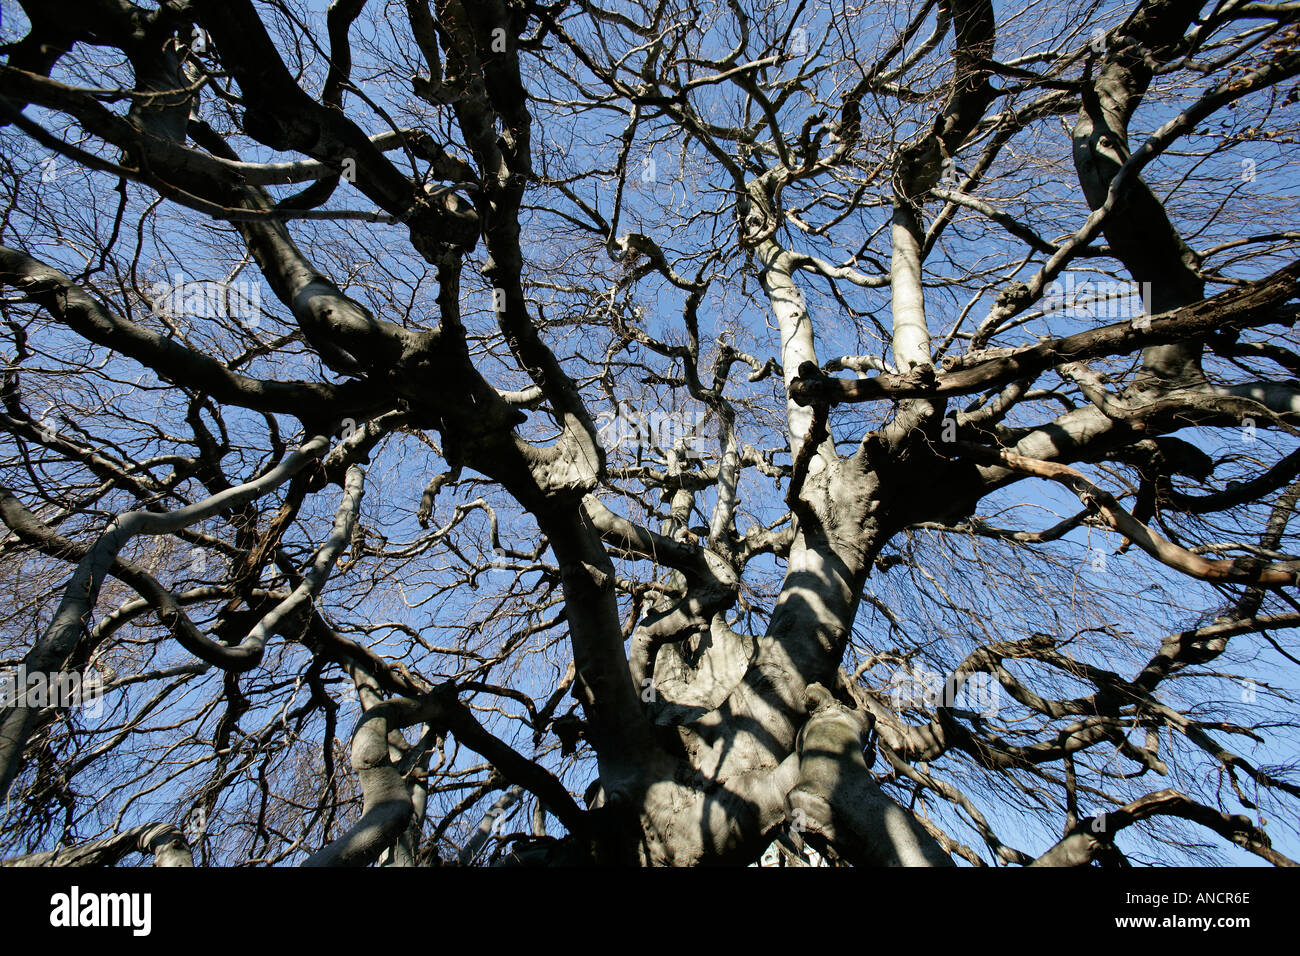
[0,0,1297,868]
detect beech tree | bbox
[0,0,1298,868]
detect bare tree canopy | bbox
[0,0,1297,870]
